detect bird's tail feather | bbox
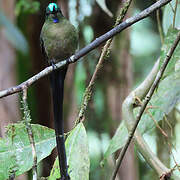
[50,67,69,179]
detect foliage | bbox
[101,121,128,165]
[138,71,180,133]
[103,27,180,166]
[163,0,180,34]
[49,123,89,180]
[0,122,89,180]
[0,0,180,179]
[160,27,180,77]
[0,123,56,179]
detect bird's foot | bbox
[50,59,57,70]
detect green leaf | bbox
[49,123,90,180]
[0,11,28,53]
[102,70,180,162]
[160,27,180,77]
[96,0,113,17]
[138,71,180,133]
[101,121,128,165]
[163,0,180,34]
[0,123,56,179]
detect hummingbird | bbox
[40,3,78,180]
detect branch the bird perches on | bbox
[0,0,172,98]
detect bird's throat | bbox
[52,14,59,23]
[53,17,59,23]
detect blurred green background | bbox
[0,0,179,179]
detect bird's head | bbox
[46,3,63,23]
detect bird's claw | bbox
[50,59,57,70]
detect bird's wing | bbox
[40,35,49,64]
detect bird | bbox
[40,2,78,180]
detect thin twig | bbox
[22,88,37,180]
[169,2,175,13]
[135,98,168,137]
[146,108,168,137]
[173,0,178,28]
[111,30,180,180]
[75,0,133,124]
[156,2,164,44]
[0,0,172,99]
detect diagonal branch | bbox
[0,0,172,99]
[75,0,133,124]
[111,31,180,180]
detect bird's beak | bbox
[52,13,57,18]
[51,7,59,23]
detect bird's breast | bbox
[41,19,78,63]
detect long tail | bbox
[50,67,70,180]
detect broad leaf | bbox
[160,27,180,77]
[101,121,128,165]
[102,70,180,163]
[49,123,89,180]
[0,123,56,179]
[138,71,180,133]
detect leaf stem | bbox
[156,6,164,44]
[173,0,178,28]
